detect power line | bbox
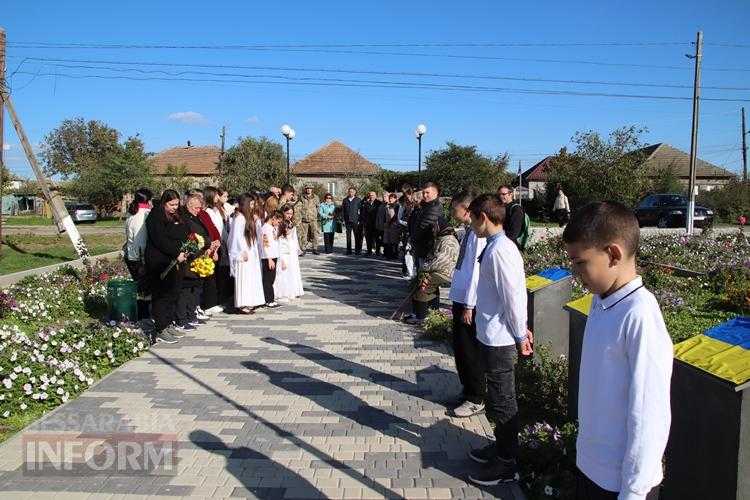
[7,40,693,49]
[15,69,750,103]
[17,57,750,91]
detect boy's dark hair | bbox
[562,201,640,257]
[452,189,476,207]
[468,193,505,225]
[423,181,441,194]
[282,184,295,194]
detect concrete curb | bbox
[0,251,122,289]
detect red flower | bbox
[98,273,109,282]
[739,215,747,226]
[188,232,198,242]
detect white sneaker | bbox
[205,305,224,315]
[453,400,485,418]
[196,307,211,317]
[195,312,210,321]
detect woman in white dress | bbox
[274,204,305,301]
[228,194,266,315]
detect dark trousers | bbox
[451,303,486,404]
[364,226,377,254]
[345,222,363,254]
[125,259,151,320]
[215,265,232,306]
[575,469,659,500]
[177,278,201,325]
[150,269,181,333]
[323,232,334,253]
[261,258,277,303]
[375,230,384,254]
[201,273,218,310]
[481,343,519,461]
[555,209,570,227]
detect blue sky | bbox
[2,0,749,179]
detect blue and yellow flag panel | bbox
[674,317,750,386]
[565,293,593,317]
[526,267,571,292]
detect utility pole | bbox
[219,125,226,168]
[742,107,747,182]
[0,30,89,261]
[685,31,703,236]
[517,160,523,208]
[0,28,5,256]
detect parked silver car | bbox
[65,203,98,224]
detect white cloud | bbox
[167,111,207,125]
[245,116,260,124]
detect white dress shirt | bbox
[259,222,280,259]
[576,276,673,500]
[475,230,527,347]
[448,227,486,309]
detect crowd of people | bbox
[124,179,672,499]
[124,185,308,344]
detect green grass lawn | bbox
[2,215,124,227]
[0,233,125,275]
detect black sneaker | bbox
[469,443,498,464]
[468,457,519,486]
[312,250,320,255]
[155,331,179,344]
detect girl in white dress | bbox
[228,194,266,314]
[274,205,305,301]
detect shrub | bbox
[697,179,750,223]
[519,421,578,499]
[421,309,452,342]
[0,320,148,421]
[516,345,569,425]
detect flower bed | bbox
[0,258,149,442]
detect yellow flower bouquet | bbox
[190,254,215,278]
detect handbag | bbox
[335,220,343,233]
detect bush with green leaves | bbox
[697,179,750,223]
[421,309,452,342]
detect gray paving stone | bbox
[0,250,521,499]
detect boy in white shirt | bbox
[448,191,487,418]
[466,194,532,486]
[563,201,672,500]
[259,212,283,308]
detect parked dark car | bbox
[634,194,714,228]
[65,203,98,224]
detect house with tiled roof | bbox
[291,140,380,198]
[521,143,736,195]
[151,141,222,186]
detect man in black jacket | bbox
[360,191,381,256]
[341,187,363,255]
[411,182,443,264]
[497,185,524,250]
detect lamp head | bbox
[281,124,292,136]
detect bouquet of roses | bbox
[160,232,205,280]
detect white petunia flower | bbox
[2,379,10,389]
[20,403,27,410]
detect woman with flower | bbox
[228,194,266,314]
[145,189,189,344]
[176,192,216,331]
[318,193,336,254]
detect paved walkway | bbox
[0,250,523,499]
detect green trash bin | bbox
[106,278,138,322]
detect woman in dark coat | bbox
[145,189,189,343]
[175,192,213,330]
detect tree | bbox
[698,179,749,222]
[152,164,194,195]
[546,125,649,210]
[650,164,684,194]
[40,118,153,213]
[40,118,121,177]
[218,136,286,193]
[424,142,511,196]
[67,136,153,214]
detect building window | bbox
[326,181,336,197]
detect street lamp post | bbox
[281,124,296,185]
[415,124,427,189]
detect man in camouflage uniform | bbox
[296,185,321,255]
[406,216,460,325]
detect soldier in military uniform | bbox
[296,185,321,256]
